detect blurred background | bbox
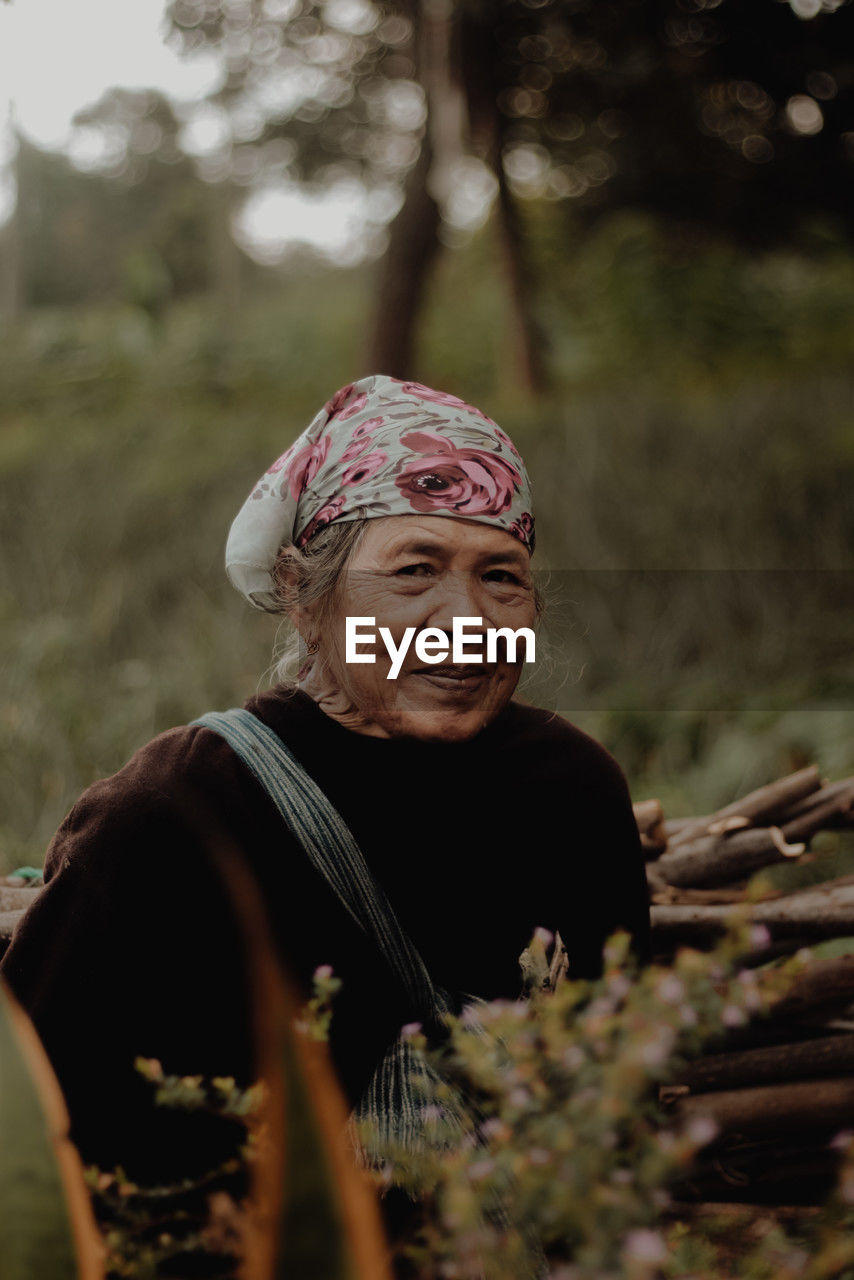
[1,0,853,871]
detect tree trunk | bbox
[458,10,550,397]
[366,4,442,379]
[209,181,241,318]
[365,137,442,379]
[492,146,551,397]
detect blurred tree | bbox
[463,0,854,249]
[72,88,248,311]
[9,90,254,314]
[164,0,853,390]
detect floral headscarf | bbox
[226,373,536,610]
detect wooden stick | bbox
[0,886,42,913]
[671,1148,839,1206]
[662,817,700,839]
[676,1076,854,1140]
[673,1033,854,1094]
[778,778,854,823]
[665,767,822,851]
[651,879,854,942]
[781,786,854,842]
[664,1202,821,1222]
[657,826,805,889]
[0,907,24,942]
[649,879,783,906]
[633,798,664,835]
[658,785,854,889]
[769,954,854,1020]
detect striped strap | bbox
[191,707,446,1023]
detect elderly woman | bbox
[1,374,650,1192]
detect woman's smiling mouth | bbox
[410,664,495,694]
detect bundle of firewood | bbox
[634,766,854,1208]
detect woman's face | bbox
[302,515,537,741]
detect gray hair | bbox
[266,517,546,689]
[268,519,371,687]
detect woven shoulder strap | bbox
[191,707,446,1023]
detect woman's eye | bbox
[396,563,434,577]
[484,569,522,585]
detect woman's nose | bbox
[425,571,486,632]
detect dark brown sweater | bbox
[0,687,651,1182]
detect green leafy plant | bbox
[0,978,104,1279]
[351,917,852,1279]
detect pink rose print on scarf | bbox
[494,426,522,459]
[287,436,331,501]
[295,494,346,548]
[323,383,355,418]
[394,431,521,517]
[265,442,298,476]
[340,417,385,464]
[336,391,369,421]
[342,449,389,488]
[396,380,495,424]
[508,511,535,549]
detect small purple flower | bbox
[641,1036,673,1068]
[313,964,333,980]
[561,1045,584,1071]
[750,924,772,949]
[622,1229,668,1263]
[467,1158,495,1182]
[742,986,762,1012]
[722,1004,747,1027]
[656,975,686,1004]
[401,1021,423,1038]
[607,974,632,1001]
[685,1114,719,1147]
[534,926,554,948]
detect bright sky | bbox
[0,0,378,261]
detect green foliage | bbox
[88,1060,258,1278]
[353,922,850,1279]
[298,965,344,1042]
[88,1161,247,1280]
[72,928,854,1280]
[13,119,237,313]
[2,232,854,869]
[162,0,854,251]
[0,983,101,1278]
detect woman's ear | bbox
[272,546,319,646]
